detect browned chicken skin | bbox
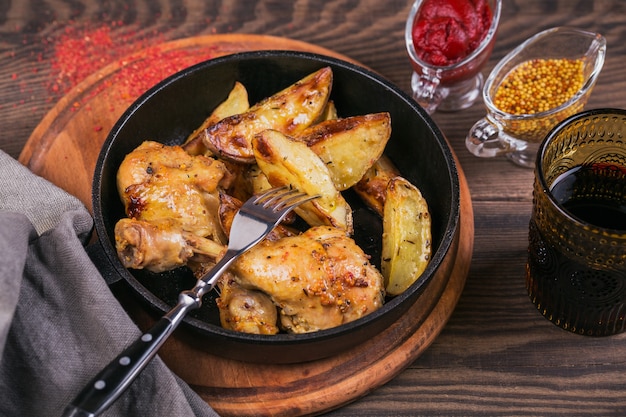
[116,140,231,242]
[229,226,385,333]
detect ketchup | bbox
[412,0,493,67]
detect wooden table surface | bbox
[2,1,626,415]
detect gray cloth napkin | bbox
[0,150,220,417]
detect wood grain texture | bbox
[2,0,626,416]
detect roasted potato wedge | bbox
[245,165,300,229]
[298,112,391,190]
[319,100,338,121]
[252,129,353,234]
[353,155,401,216]
[246,164,272,195]
[183,81,250,155]
[204,67,333,163]
[381,177,432,296]
[217,191,241,236]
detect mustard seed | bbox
[494,58,584,115]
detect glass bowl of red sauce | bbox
[405,0,502,114]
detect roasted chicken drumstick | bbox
[115,218,224,273]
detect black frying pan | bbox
[92,51,460,363]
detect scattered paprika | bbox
[45,22,217,105]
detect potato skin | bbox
[252,129,353,234]
[203,67,332,163]
[381,177,432,296]
[297,112,391,191]
[183,81,250,156]
[353,155,401,217]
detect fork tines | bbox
[254,186,318,212]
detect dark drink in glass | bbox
[527,109,626,336]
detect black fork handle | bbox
[61,249,240,417]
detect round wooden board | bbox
[19,34,474,416]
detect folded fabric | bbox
[0,150,219,417]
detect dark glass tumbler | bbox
[527,109,626,336]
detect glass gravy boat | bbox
[465,27,607,168]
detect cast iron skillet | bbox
[92,50,460,364]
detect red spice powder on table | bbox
[45,22,218,105]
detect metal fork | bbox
[62,186,318,417]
